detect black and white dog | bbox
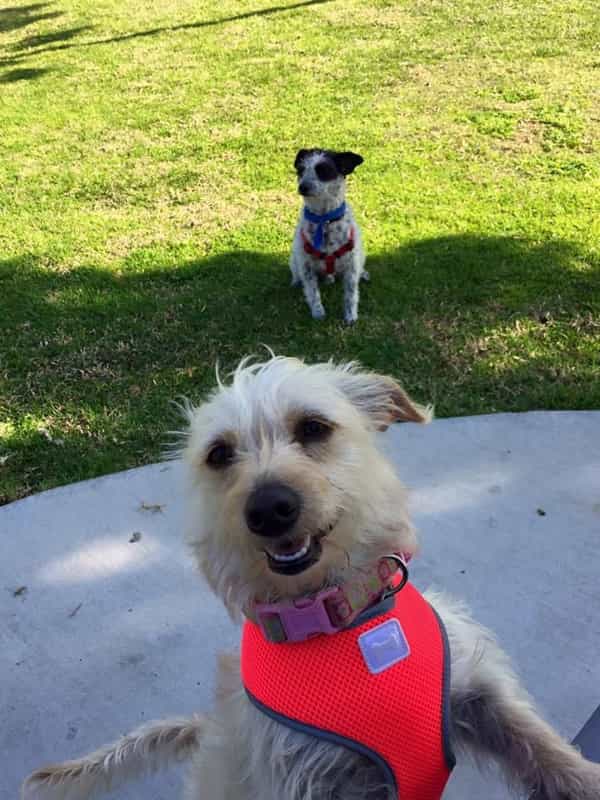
[290,149,367,325]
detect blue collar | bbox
[303,202,346,250]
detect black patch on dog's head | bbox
[330,151,364,175]
[294,149,364,180]
[294,148,315,172]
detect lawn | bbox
[1,0,599,504]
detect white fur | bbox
[22,717,206,799]
[23,357,600,800]
[289,150,367,324]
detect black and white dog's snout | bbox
[298,180,316,197]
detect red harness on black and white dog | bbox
[301,226,355,275]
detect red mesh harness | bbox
[241,580,454,799]
[301,226,355,275]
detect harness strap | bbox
[303,202,346,249]
[302,227,355,275]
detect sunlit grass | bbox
[1,0,599,503]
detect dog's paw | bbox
[344,312,358,326]
[324,274,335,285]
[360,270,370,283]
[290,278,301,288]
[311,306,326,320]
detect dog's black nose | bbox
[298,180,314,196]
[245,483,301,537]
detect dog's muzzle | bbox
[298,180,316,196]
[245,482,301,538]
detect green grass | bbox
[1,0,599,504]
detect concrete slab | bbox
[1,411,599,800]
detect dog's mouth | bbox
[265,536,321,576]
[264,519,337,576]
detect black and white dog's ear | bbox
[294,149,312,169]
[332,151,364,175]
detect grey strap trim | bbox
[245,689,397,796]
[430,605,457,771]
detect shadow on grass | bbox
[7,0,334,57]
[0,2,61,34]
[1,233,599,502]
[1,21,93,76]
[0,65,51,81]
[0,20,94,77]
[13,23,93,49]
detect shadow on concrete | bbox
[2,411,600,800]
[0,463,235,799]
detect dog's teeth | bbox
[268,542,310,562]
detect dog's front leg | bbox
[438,594,600,799]
[300,262,326,319]
[343,263,360,325]
[289,249,302,287]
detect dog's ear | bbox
[331,151,364,176]
[336,369,432,431]
[294,149,312,169]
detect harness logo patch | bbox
[358,619,410,674]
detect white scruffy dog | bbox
[290,149,367,324]
[23,357,600,800]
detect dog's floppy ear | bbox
[335,368,432,430]
[332,151,364,176]
[294,149,312,169]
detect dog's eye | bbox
[296,418,332,444]
[206,442,234,469]
[315,162,337,182]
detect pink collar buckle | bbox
[253,553,411,644]
[255,587,342,644]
